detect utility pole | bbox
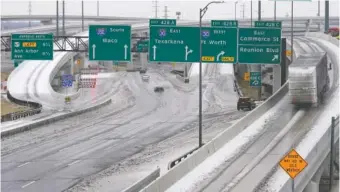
[176,11,181,20]
[258,0,261,21]
[153,0,159,18]
[97,0,99,16]
[241,3,245,19]
[291,1,294,62]
[234,1,238,20]
[56,0,59,37]
[325,0,329,33]
[81,0,84,31]
[28,1,32,27]
[163,6,169,19]
[62,0,65,36]
[250,1,252,27]
[274,1,277,21]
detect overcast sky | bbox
[1,0,339,21]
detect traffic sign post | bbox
[279,149,308,192]
[149,26,200,63]
[149,19,176,26]
[88,25,131,61]
[238,28,281,64]
[211,20,238,28]
[137,40,149,52]
[62,74,73,88]
[11,34,53,60]
[255,21,282,28]
[249,72,261,87]
[149,26,237,63]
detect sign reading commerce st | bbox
[238,28,281,64]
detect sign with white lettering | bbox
[238,28,281,64]
[149,26,237,63]
[88,25,131,61]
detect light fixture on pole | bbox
[199,0,224,148]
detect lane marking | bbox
[67,160,82,166]
[21,181,36,188]
[17,162,31,168]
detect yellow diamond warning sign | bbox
[279,149,308,179]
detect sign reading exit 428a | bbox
[88,25,131,61]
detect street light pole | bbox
[250,1,253,27]
[199,0,224,148]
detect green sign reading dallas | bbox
[149,26,238,63]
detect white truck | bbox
[288,52,330,107]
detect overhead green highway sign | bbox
[11,34,53,60]
[149,26,200,62]
[200,27,237,63]
[149,26,237,63]
[250,72,261,87]
[137,40,148,52]
[211,20,238,28]
[238,28,281,64]
[88,25,131,61]
[255,21,282,28]
[149,19,176,26]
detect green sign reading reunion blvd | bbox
[238,28,281,64]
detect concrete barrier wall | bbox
[1,98,112,137]
[122,168,160,192]
[276,117,339,192]
[141,82,289,192]
[305,32,339,47]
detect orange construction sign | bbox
[244,72,250,81]
[279,149,308,179]
[286,50,292,57]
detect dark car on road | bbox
[154,86,164,92]
[237,97,256,111]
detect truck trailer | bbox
[288,52,329,107]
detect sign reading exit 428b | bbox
[88,25,131,61]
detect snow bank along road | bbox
[1,59,245,192]
[163,36,339,192]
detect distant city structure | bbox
[176,12,181,20]
[152,0,159,18]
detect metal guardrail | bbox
[1,91,42,123]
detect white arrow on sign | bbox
[124,45,128,60]
[185,46,193,61]
[217,51,225,61]
[272,54,279,61]
[92,44,96,59]
[153,45,157,60]
[252,80,259,86]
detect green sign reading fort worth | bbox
[89,25,131,61]
[149,19,176,26]
[200,27,237,63]
[11,34,53,60]
[238,28,281,64]
[149,26,237,63]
